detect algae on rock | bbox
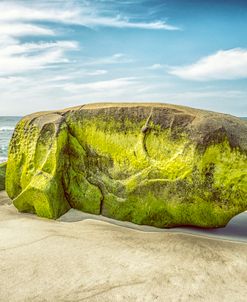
[0,162,6,191]
[6,113,70,218]
[6,103,247,227]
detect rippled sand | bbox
[0,191,247,302]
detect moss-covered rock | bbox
[6,103,247,227]
[0,162,7,191]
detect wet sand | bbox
[0,191,247,302]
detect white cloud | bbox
[85,53,132,65]
[64,77,138,91]
[0,23,54,37]
[170,48,247,81]
[46,69,108,81]
[0,0,177,78]
[86,69,108,76]
[0,2,80,24]
[0,41,78,75]
[0,50,65,75]
[0,76,26,85]
[82,17,179,30]
[1,69,247,116]
[0,1,179,30]
[0,41,78,56]
[0,1,183,116]
[0,1,79,77]
[148,63,163,70]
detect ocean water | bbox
[0,116,246,163]
[0,117,21,163]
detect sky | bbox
[0,0,247,116]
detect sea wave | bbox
[0,156,7,163]
[0,126,15,132]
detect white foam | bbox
[0,126,15,132]
[0,156,7,163]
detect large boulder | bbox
[0,162,6,191]
[6,103,247,227]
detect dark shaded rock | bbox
[0,162,6,191]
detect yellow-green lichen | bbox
[64,113,247,227]
[6,105,247,227]
[0,162,7,191]
[63,133,102,214]
[6,114,70,218]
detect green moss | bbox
[6,107,247,227]
[101,176,235,228]
[62,134,102,214]
[0,162,7,191]
[65,115,247,227]
[6,115,70,218]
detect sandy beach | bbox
[0,190,247,302]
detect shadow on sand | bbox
[59,208,247,243]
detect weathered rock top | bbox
[24,102,247,152]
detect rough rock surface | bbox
[0,162,6,191]
[6,103,247,227]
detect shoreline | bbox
[59,210,247,245]
[1,190,247,244]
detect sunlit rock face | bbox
[5,103,247,227]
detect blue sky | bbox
[0,0,247,116]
